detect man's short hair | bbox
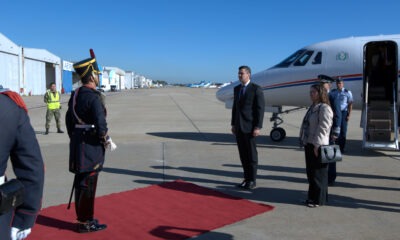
[239,65,251,74]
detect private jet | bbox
[216,34,400,150]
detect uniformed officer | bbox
[65,50,116,233]
[0,86,45,240]
[329,78,353,152]
[319,75,342,185]
[44,82,64,134]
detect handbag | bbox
[0,179,25,215]
[319,145,342,163]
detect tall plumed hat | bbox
[73,49,101,78]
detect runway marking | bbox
[168,94,208,141]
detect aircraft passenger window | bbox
[272,50,306,68]
[293,51,314,66]
[312,52,322,64]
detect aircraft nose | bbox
[216,85,233,102]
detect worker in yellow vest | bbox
[44,82,64,134]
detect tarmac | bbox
[8,87,400,240]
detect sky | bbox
[1,0,399,84]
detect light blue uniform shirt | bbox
[330,88,353,111]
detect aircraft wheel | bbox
[270,128,286,142]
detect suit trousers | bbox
[236,129,258,182]
[305,144,328,205]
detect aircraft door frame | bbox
[362,40,399,150]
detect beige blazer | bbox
[305,103,333,148]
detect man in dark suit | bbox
[231,66,265,189]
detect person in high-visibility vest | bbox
[44,82,64,134]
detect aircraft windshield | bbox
[272,49,306,68]
[293,50,314,66]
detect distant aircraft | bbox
[216,34,400,150]
[188,81,205,88]
[188,80,212,88]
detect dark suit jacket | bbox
[231,82,265,133]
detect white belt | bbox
[0,176,5,185]
[75,124,95,129]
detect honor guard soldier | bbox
[66,50,116,233]
[0,86,45,240]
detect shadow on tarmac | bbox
[146,132,388,157]
[150,226,233,240]
[104,163,400,213]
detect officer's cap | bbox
[335,77,344,82]
[317,74,334,83]
[73,50,101,78]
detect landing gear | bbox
[269,110,286,142]
[268,106,306,142]
[270,127,286,142]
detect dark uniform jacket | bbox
[329,90,342,138]
[0,94,44,231]
[65,86,108,173]
[231,82,265,133]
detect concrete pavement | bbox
[9,87,400,240]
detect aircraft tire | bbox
[270,128,286,142]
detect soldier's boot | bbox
[45,128,49,135]
[77,219,107,233]
[57,128,64,133]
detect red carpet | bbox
[29,180,274,240]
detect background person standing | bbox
[44,82,64,134]
[231,65,265,190]
[330,78,353,152]
[320,77,341,185]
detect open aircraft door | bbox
[363,41,399,150]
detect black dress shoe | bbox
[77,219,107,233]
[237,180,247,188]
[244,181,256,190]
[57,129,64,133]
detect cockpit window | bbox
[293,50,314,66]
[312,52,322,64]
[272,50,306,68]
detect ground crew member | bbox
[0,85,45,240]
[44,82,64,134]
[66,50,116,233]
[330,78,353,152]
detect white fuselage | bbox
[216,34,400,110]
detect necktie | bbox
[239,85,246,99]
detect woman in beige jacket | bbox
[300,84,333,207]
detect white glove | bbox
[11,227,31,240]
[106,137,117,151]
